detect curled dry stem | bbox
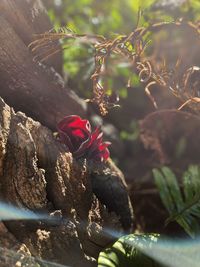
[29,20,200,115]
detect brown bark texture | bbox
[0,95,126,266]
[0,0,87,131]
[0,1,133,266]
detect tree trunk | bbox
[0,1,133,266]
[0,95,125,266]
[0,0,63,74]
[0,1,87,132]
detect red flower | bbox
[57,115,111,162]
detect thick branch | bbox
[0,96,123,266]
[0,16,86,131]
[0,0,62,73]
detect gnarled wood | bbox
[0,1,134,266]
[0,0,62,73]
[0,16,86,131]
[0,96,125,266]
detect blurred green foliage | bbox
[43,0,200,137]
[120,120,139,141]
[153,165,200,238]
[47,0,150,100]
[45,0,200,103]
[44,3,200,263]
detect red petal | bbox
[57,115,91,152]
[57,116,111,162]
[71,128,86,138]
[57,115,79,131]
[100,147,110,161]
[68,119,91,133]
[58,115,91,134]
[88,141,111,161]
[98,142,111,151]
[88,128,103,150]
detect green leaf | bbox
[161,167,183,211]
[153,168,175,213]
[183,168,196,201]
[98,234,163,267]
[154,165,200,237]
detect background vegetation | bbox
[39,0,200,265]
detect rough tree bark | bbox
[0,0,63,74]
[0,96,125,266]
[0,1,133,266]
[0,0,87,131]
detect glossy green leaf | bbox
[154,165,200,237]
[98,234,163,267]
